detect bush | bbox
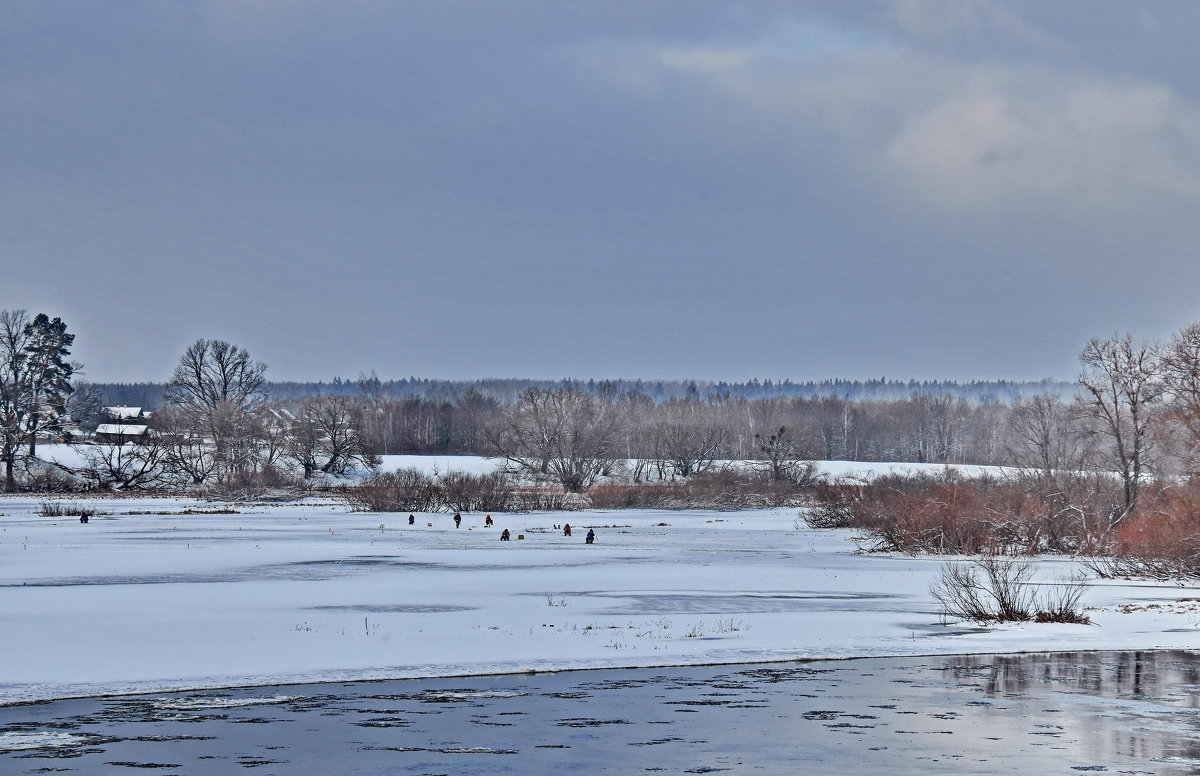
[203,465,307,502]
[441,471,516,513]
[930,556,1090,624]
[1089,484,1200,580]
[805,481,863,528]
[342,468,549,513]
[509,487,588,512]
[341,463,814,513]
[589,468,811,511]
[806,470,1118,555]
[36,501,94,517]
[342,468,442,512]
[21,459,89,493]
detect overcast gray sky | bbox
[4,1,1200,383]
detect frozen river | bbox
[3,650,1200,774]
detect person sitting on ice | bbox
[408,514,415,525]
[563,523,571,536]
[485,514,494,527]
[500,528,511,541]
[585,529,595,544]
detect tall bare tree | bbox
[1159,321,1200,477]
[651,399,725,478]
[1004,393,1092,478]
[1078,334,1163,523]
[487,387,623,493]
[163,339,268,482]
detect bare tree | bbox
[487,387,623,493]
[651,399,725,478]
[755,425,806,482]
[76,435,175,490]
[286,395,380,477]
[1159,321,1200,477]
[1004,393,1092,478]
[0,310,30,489]
[154,406,219,485]
[163,339,269,483]
[1078,334,1164,524]
[165,339,268,414]
[911,392,971,463]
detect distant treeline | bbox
[92,376,1075,411]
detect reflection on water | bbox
[2,651,1200,774]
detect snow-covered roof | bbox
[267,407,296,421]
[105,406,143,419]
[95,424,148,436]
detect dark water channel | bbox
[3,651,1200,775]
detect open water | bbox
[2,650,1200,774]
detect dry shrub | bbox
[441,471,515,513]
[343,469,571,512]
[509,487,588,511]
[1094,484,1200,580]
[343,468,441,512]
[589,469,810,511]
[587,482,676,509]
[807,471,1118,555]
[21,460,88,493]
[931,556,1091,624]
[204,465,306,502]
[806,481,865,529]
[36,501,93,517]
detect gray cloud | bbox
[2,1,1198,383]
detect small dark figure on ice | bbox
[79,513,90,524]
[485,515,493,527]
[408,514,415,525]
[585,529,595,544]
[500,528,511,541]
[454,513,462,528]
[563,523,571,537]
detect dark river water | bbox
[3,651,1200,775]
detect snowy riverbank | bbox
[1,492,1198,705]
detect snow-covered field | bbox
[375,453,1015,482]
[2,487,1199,706]
[39,444,1017,483]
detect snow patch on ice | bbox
[0,731,92,752]
[151,694,298,710]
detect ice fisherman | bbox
[485,514,494,527]
[563,523,571,536]
[585,529,595,544]
[500,528,511,541]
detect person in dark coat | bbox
[563,523,571,536]
[408,514,415,525]
[454,513,462,528]
[485,514,493,527]
[585,529,595,544]
[500,528,511,541]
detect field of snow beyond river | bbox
[1,492,1198,705]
